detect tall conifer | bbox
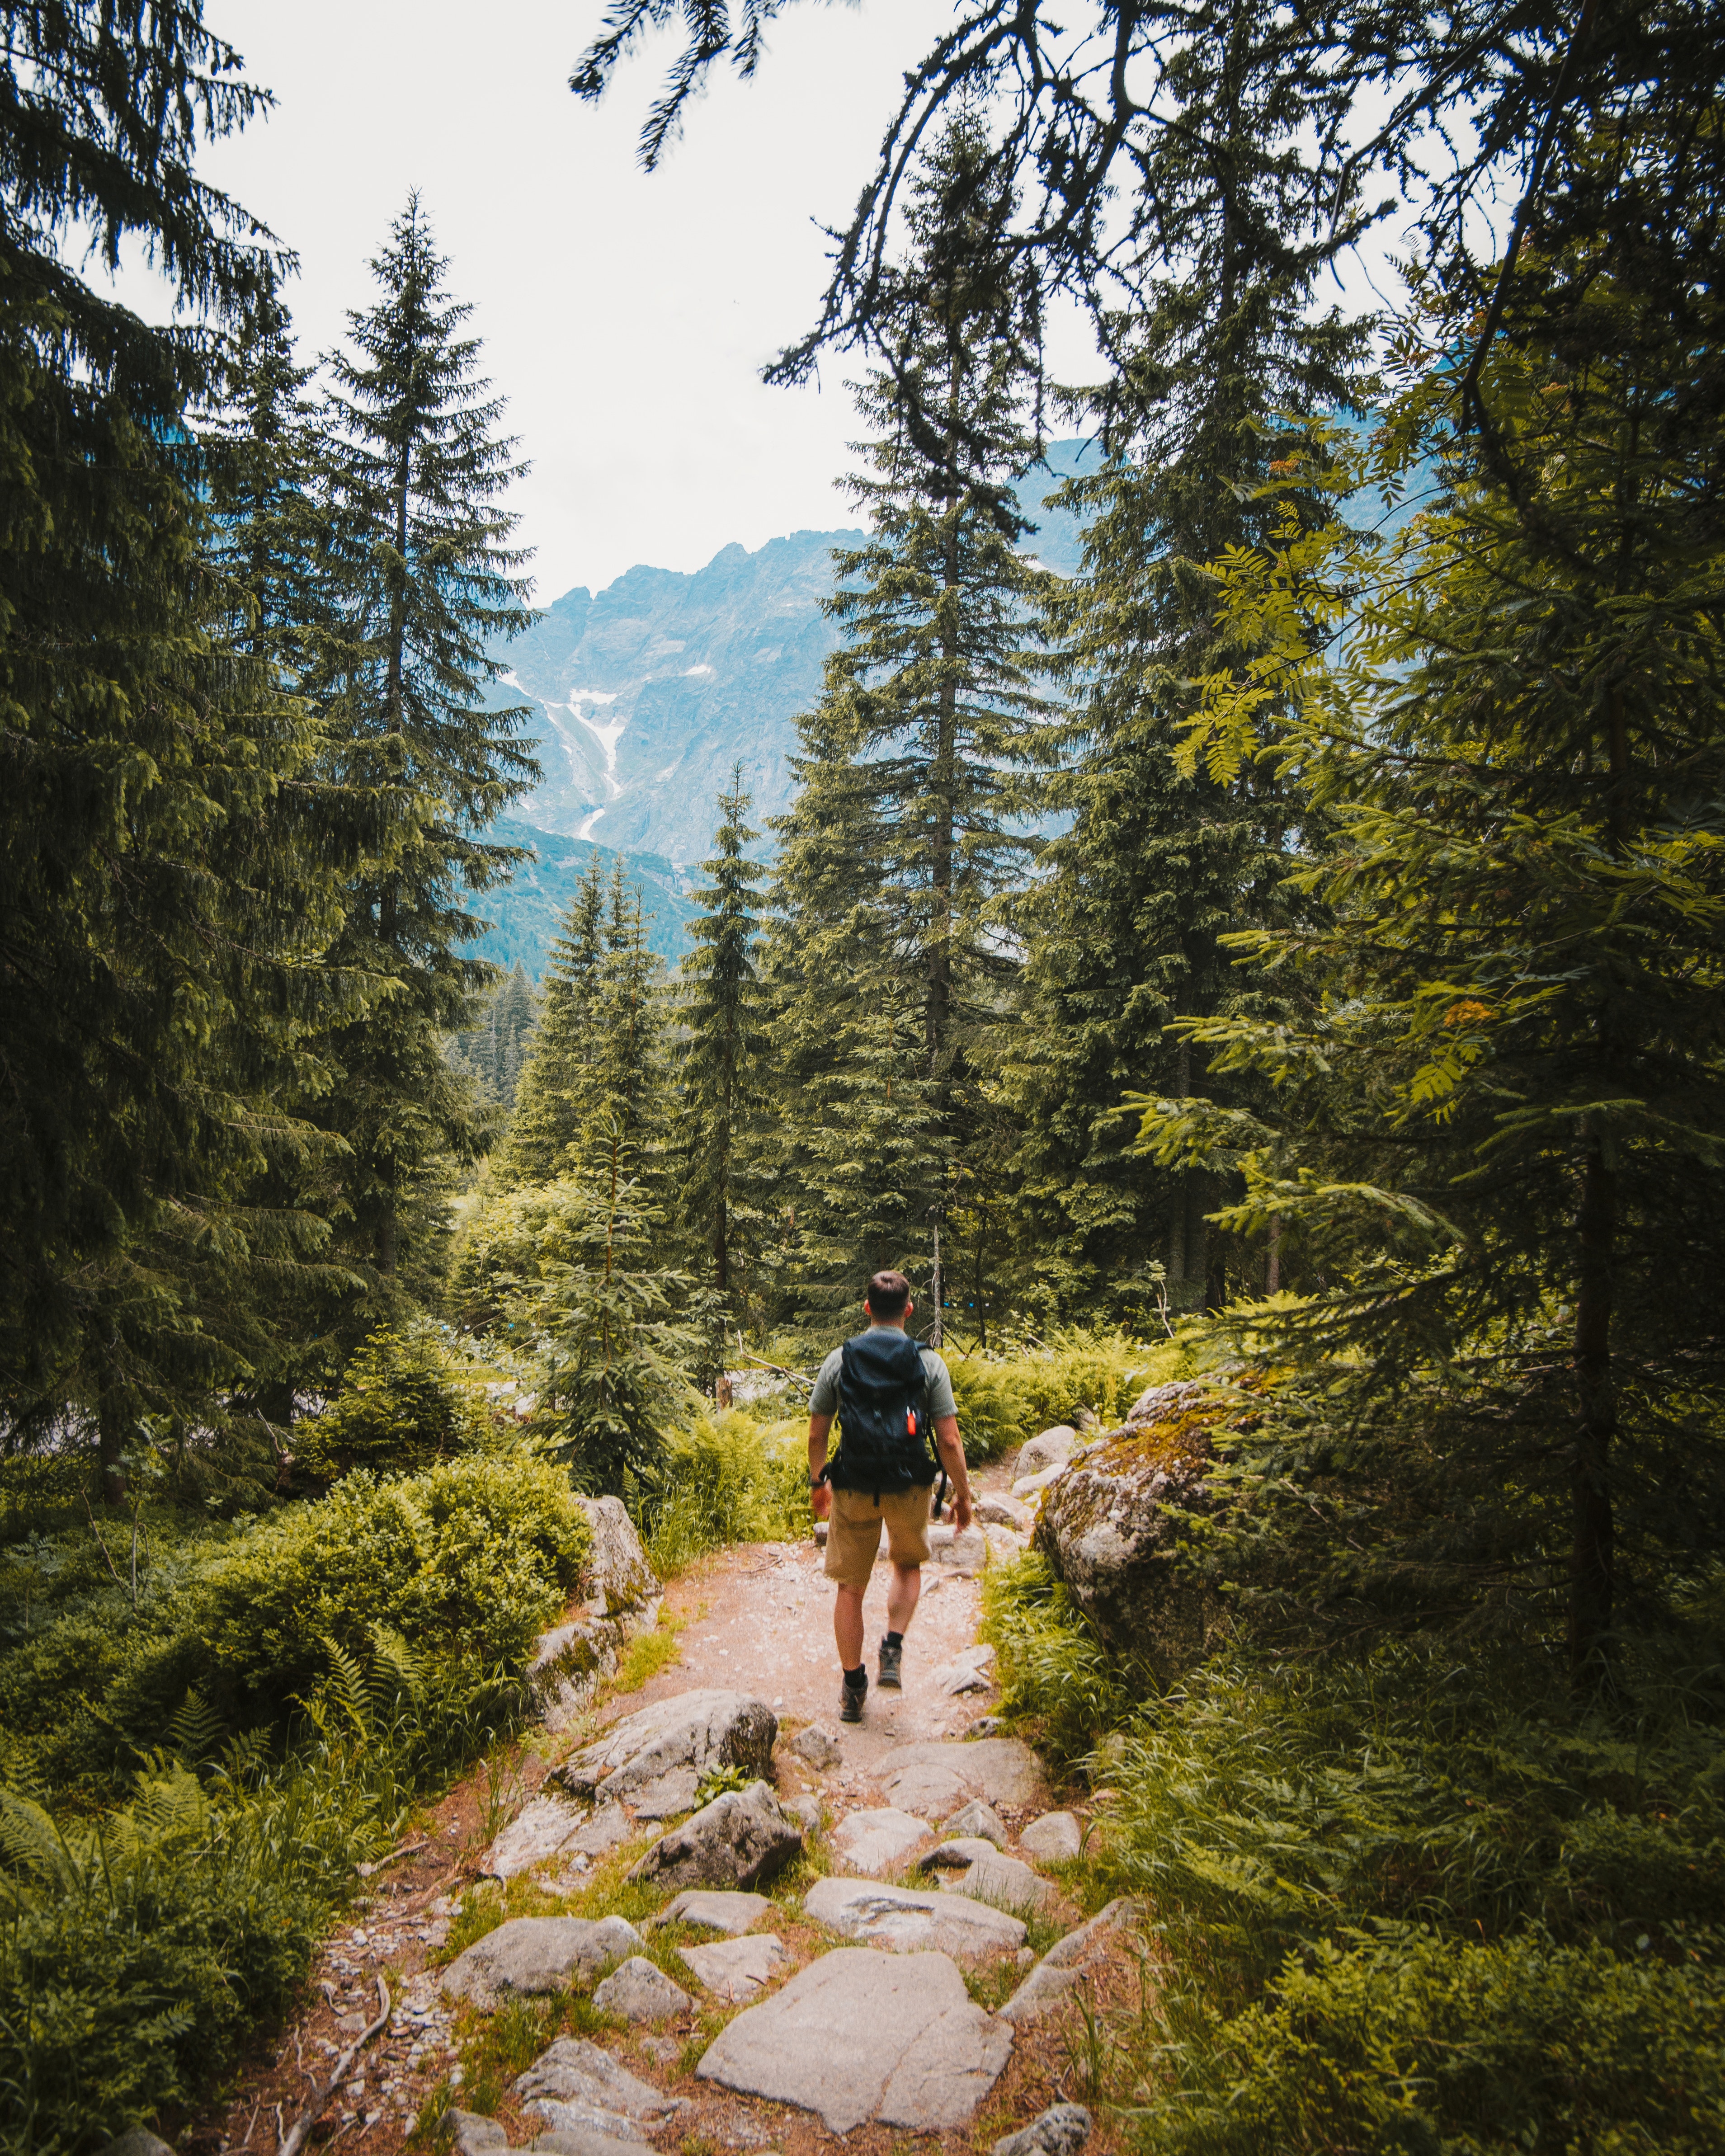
[1001,16,1371,1316]
[311,194,539,1288]
[675,767,768,1324]
[767,115,1048,1336]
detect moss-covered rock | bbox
[1032,1380,1226,1679]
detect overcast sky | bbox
[151,0,1102,605]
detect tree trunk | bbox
[1569,1128,1617,1685]
[714,1193,729,1295]
[378,1199,398,1277]
[97,1387,127,1508]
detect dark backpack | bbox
[828,1328,939,1497]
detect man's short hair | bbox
[866,1269,911,1320]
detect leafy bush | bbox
[630,1410,807,1575]
[0,1457,590,1797]
[1089,1643,1725,2153]
[950,1329,1184,1461]
[0,1455,592,2147]
[979,1549,1136,1770]
[293,1323,493,1480]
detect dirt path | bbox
[195,1466,1129,2156]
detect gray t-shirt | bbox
[810,1335,957,1422]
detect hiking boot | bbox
[878,1636,904,1690]
[839,1674,867,1723]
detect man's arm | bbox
[807,1412,834,1519]
[933,1414,972,1531]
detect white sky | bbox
[163,0,1102,604]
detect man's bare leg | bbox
[834,1582,866,1670]
[887,1561,921,1635]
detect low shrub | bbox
[630,1411,806,1575]
[0,1457,590,1798]
[292,1323,495,1480]
[978,1548,1137,1770]
[1091,1644,1725,2153]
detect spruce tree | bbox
[999,14,1371,1318]
[766,115,1049,1339]
[0,9,364,1491]
[310,194,539,1289]
[500,854,608,1183]
[674,767,769,1334]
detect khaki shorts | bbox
[824,1482,934,1589]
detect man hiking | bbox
[806,1269,974,1723]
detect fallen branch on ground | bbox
[278,1973,390,2156]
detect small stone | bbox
[450,2114,508,2156]
[1011,1462,1067,1500]
[943,1852,1053,1913]
[1015,1426,1079,1478]
[638,2036,682,2066]
[515,2034,688,2141]
[679,1933,788,2001]
[932,1656,995,1696]
[830,1806,930,1875]
[975,1494,1034,1533]
[592,1956,692,2022]
[993,2102,1093,2156]
[484,1794,588,1879]
[805,1876,1026,1956]
[785,1794,823,1833]
[442,1916,644,2010]
[551,1690,778,1808]
[942,1798,1007,1846]
[1018,1811,1083,1860]
[653,1889,772,1935]
[927,1524,989,1572]
[696,1946,1013,2132]
[919,1836,1002,1870]
[530,2133,656,2156]
[969,1715,1004,1736]
[787,1723,840,1770]
[570,1803,634,1856]
[100,2136,177,2156]
[628,1781,802,1892]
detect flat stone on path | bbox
[879,1737,1042,1817]
[652,1888,772,1935]
[805,1875,1026,1956]
[679,1932,788,2001]
[570,1802,635,1856]
[921,1836,1001,1870]
[592,1956,692,2021]
[484,1794,587,1878]
[443,1916,643,2010]
[787,1723,840,1770]
[697,1947,1013,2133]
[515,2037,688,2142]
[1019,1810,1083,1860]
[830,1806,930,1874]
[551,1690,778,1808]
[944,1852,1054,1913]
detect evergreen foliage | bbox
[765,117,1049,1339]
[674,766,769,1331]
[450,961,538,1109]
[308,193,539,1290]
[1143,149,1725,1674]
[999,14,1372,1322]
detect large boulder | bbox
[1032,1383,1225,1676]
[628,1781,802,1891]
[576,1495,660,1615]
[550,1689,777,1808]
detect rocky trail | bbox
[173,1440,1159,2156]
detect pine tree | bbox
[0,9,365,1494]
[999,13,1372,1318]
[674,767,769,1337]
[1146,167,1725,1679]
[766,115,1049,1339]
[310,194,539,1289]
[500,855,608,1183]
